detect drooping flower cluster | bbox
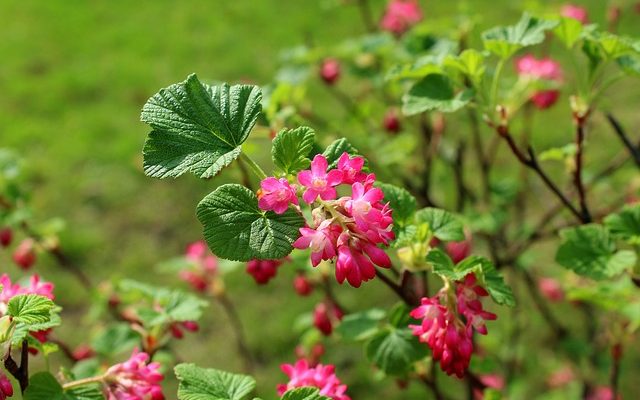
[246,258,286,284]
[259,153,393,288]
[515,54,563,109]
[277,359,350,400]
[179,241,218,292]
[409,273,496,377]
[380,0,423,36]
[0,373,12,400]
[103,349,164,400]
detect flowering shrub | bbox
[1,1,640,399]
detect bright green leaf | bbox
[604,204,640,244]
[8,294,55,325]
[444,49,487,84]
[24,372,64,400]
[141,74,262,179]
[553,17,583,48]
[272,126,316,174]
[175,363,256,400]
[414,208,464,241]
[197,184,304,261]
[322,138,360,169]
[556,224,637,280]
[281,387,331,400]
[402,74,473,115]
[482,13,558,58]
[336,309,385,341]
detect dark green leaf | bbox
[272,127,316,174]
[402,74,473,115]
[141,74,262,179]
[322,139,360,169]
[375,182,417,226]
[92,323,139,357]
[175,363,256,400]
[365,327,428,375]
[24,372,64,400]
[197,184,304,261]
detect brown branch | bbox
[521,269,568,339]
[573,119,592,222]
[4,340,30,393]
[606,113,640,168]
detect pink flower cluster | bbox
[409,274,496,377]
[246,258,286,284]
[277,359,350,400]
[0,373,12,400]
[515,55,563,109]
[380,0,423,36]
[262,153,393,288]
[179,241,218,292]
[0,274,54,315]
[104,349,164,400]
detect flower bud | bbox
[293,273,314,296]
[383,109,401,134]
[320,59,341,85]
[0,228,12,248]
[12,238,36,270]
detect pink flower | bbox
[72,344,96,361]
[515,55,563,109]
[380,0,423,36]
[561,4,589,24]
[586,386,616,400]
[0,373,12,400]
[473,374,504,400]
[320,59,341,85]
[344,183,384,228]
[547,366,575,388]
[336,153,366,185]
[293,220,341,267]
[293,273,314,296]
[410,297,473,378]
[246,259,285,284]
[456,274,497,335]
[0,274,54,308]
[180,241,218,292]
[257,177,298,214]
[335,237,390,288]
[277,359,350,400]
[538,277,564,302]
[298,155,343,204]
[104,349,164,400]
[313,302,344,336]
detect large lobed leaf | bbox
[175,363,256,400]
[556,224,637,280]
[414,208,464,241]
[482,13,558,58]
[365,327,428,375]
[8,294,56,325]
[141,74,262,179]
[271,126,315,175]
[402,73,473,115]
[197,184,304,261]
[604,204,640,245]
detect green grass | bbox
[1,0,640,398]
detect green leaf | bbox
[556,224,637,280]
[92,323,139,356]
[322,138,360,169]
[280,387,331,400]
[12,308,61,346]
[175,363,256,400]
[553,17,583,48]
[482,13,558,58]
[7,294,55,325]
[272,126,316,174]
[617,54,640,77]
[604,204,640,244]
[414,208,464,241]
[402,74,473,115]
[375,182,417,226]
[385,56,443,81]
[444,49,486,85]
[24,372,64,400]
[197,184,304,261]
[365,327,428,375]
[426,248,456,273]
[141,74,262,179]
[336,309,385,341]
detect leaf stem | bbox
[239,152,267,181]
[490,58,506,109]
[62,375,105,390]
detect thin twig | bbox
[606,113,640,167]
[216,293,256,373]
[573,120,592,222]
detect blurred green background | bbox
[1,0,639,398]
